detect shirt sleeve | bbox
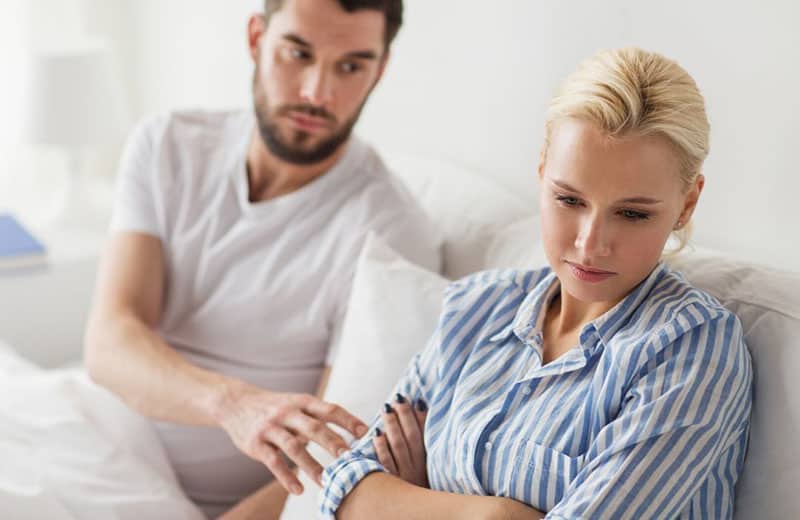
[108,115,167,239]
[547,309,753,519]
[318,297,447,518]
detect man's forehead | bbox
[266,0,386,55]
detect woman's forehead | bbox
[545,119,683,199]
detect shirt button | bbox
[522,386,532,395]
[484,441,493,450]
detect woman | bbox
[320,47,752,519]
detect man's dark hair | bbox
[263,0,403,49]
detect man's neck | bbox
[245,128,349,203]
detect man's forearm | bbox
[335,473,544,520]
[85,310,242,426]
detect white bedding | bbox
[0,341,203,520]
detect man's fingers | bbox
[252,442,304,495]
[264,426,324,486]
[382,402,413,475]
[283,412,350,458]
[372,428,398,475]
[302,395,369,438]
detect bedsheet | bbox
[0,341,204,520]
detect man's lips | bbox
[287,112,331,131]
[565,261,617,283]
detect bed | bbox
[1,152,798,519]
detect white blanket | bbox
[0,341,204,520]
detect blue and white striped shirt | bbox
[320,263,752,518]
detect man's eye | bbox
[289,48,311,60]
[339,61,362,74]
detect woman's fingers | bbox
[381,402,413,476]
[372,428,399,475]
[392,394,425,467]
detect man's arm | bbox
[84,232,368,494]
[84,232,230,425]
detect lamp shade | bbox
[21,45,126,148]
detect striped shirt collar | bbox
[490,262,670,355]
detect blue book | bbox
[0,214,47,269]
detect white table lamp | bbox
[20,45,126,224]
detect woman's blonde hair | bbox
[543,47,710,252]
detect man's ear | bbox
[375,51,390,85]
[247,14,267,62]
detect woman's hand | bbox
[373,393,429,488]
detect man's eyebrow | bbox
[283,33,311,47]
[345,50,379,60]
[551,179,663,205]
[282,33,378,60]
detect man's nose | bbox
[300,66,334,108]
[574,215,612,258]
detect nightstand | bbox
[0,220,108,368]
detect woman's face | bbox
[539,118,702,307]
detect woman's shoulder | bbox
[647,265,734,324]
[622,265,747,357]
[442,267,553,311]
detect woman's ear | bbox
[537,148,546,180]
[678,174,705,225]
[247,14,267,62]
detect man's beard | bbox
[253,73,366,165]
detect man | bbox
[84,0,440,517]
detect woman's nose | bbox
[574,216,612,258]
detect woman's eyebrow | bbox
[550,179,663,204]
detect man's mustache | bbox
[278,104,336,124]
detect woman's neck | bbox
[541,286,618,364]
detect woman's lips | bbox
[566,261,617,283]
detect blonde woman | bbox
[319,48,753,519]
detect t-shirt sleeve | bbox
[109,116,167,239]
[376,206,443,274]
[546,310,753,519]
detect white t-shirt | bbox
[110,109,441,514]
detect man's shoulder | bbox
[329,138,442,271]
[342,139,425,217]
[133,109,252,148]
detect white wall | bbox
[4,1,799,271]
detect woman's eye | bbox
[556,195,581,207]
[620,209,650,221]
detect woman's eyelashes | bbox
[554,194,651,221]
[555,194,582,207]
[618,209,650,221]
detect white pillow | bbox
[665,247,800,519]
[0,343,204,520]
[280,234,449,519]
[377,149,534,279]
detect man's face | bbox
[250,0,387,165]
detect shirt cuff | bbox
[318,451,387,519]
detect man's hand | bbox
[217,382,368,495]
[373,393,429,488]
